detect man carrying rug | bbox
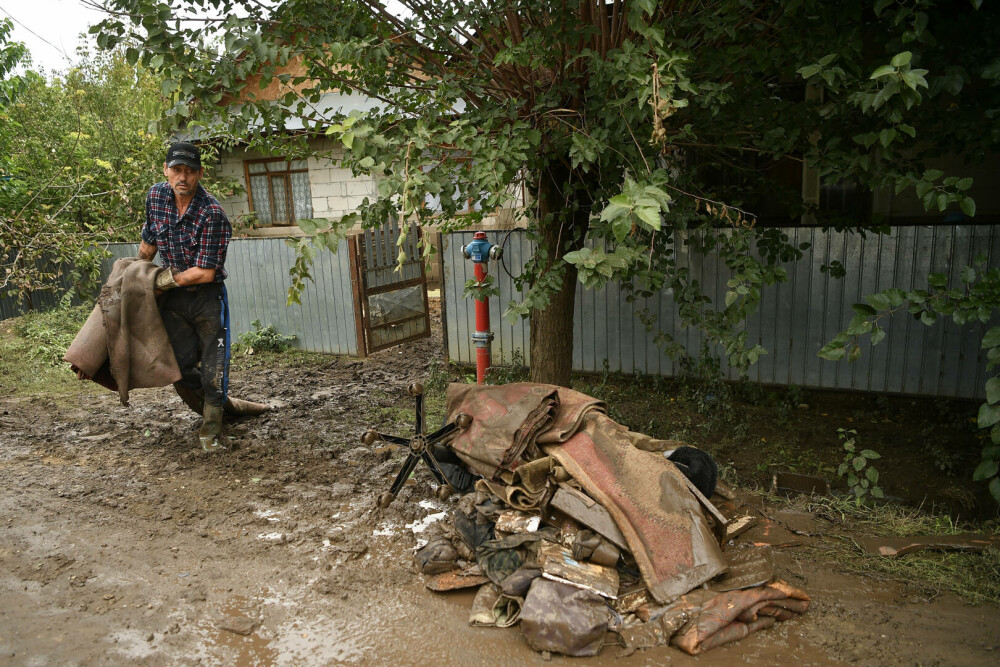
[139,141,233,451]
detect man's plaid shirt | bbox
[141,182,232,282]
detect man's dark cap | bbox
[165,142,202,169]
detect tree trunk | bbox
[528,170,587,387]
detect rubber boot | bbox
[199,402,225,452]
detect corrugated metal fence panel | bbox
[1,239,358,356]
[224,238,358,355]
[102,241,358,355]
[443,226,998,399]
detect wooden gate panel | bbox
[349,219,431,356]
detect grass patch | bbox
[0,305,98,398]
[805,496,1000,604]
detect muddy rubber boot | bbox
[198,402,225,452]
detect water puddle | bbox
[188,592,371,665]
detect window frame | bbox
[243,158,311,226]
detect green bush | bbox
[15,305,90,366]
[236,320,296,353]
[837,428,884,504]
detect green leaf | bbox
[818,338,847,361]
[864,293,891,311]
[853,303,878,316]
[974,459,999,481]
[869,64,895,79]
[982,327,1000,349]
[853,456,866,471]
[884,289,907,307]
[987,378,1000,405]
[599,201,630,224]
[960,266,976,283]
[866,467,879,484]
[635,206,662,231]
[891,51,912,67]
[960,197,976,217]
[847,313,872,335]
[871,486,885,499]
[297,218,318,234]
[990,478,1000,503]
[927,273,948,288]
[870,326,886,345]
[979,402,1000,428]
[798,64,822,79]
[861,449,881,460]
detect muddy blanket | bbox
[631,580,810,655]
[544,411,726,604]
[64,258,181,405]
[445,383,726,605]
[64,258,269,417]
[445,382,604,482]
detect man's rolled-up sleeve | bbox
[192,208,232,270]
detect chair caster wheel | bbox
[455,413,472,429]
[377,492,395,508]
[361,429,379,446]
[435,484,454,501]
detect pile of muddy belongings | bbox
[414,383,809,657]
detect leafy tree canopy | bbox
[91,0,999,384]
[0,34,239,307]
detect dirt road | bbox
[1,320,997,665]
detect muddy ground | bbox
[1,307,999,666]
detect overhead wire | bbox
[0,4,73,64]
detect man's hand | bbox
[154,269,180,294]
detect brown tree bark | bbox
[528,169,588,387]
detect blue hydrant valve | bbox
[462,231,502,264]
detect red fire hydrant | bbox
[462,231,502,384]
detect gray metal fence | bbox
[6,226,997,399]
[442,226,1000,400]
[1,238,360,356]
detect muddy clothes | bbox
[141,182,231,282]
[160,283,228,407]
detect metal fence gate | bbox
[348,219,431,356]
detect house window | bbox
[245,159,313,226]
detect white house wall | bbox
[213,138,377,234]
